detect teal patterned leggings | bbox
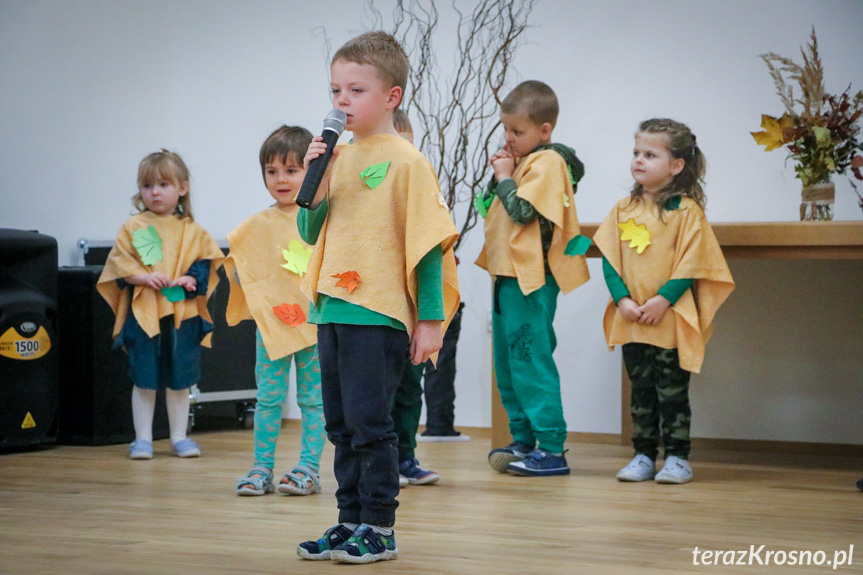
[253,330,326,472]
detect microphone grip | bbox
[296,128,341,208]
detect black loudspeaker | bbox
[0,229,59,450]
[197,265,257,419]
[56,267,169,445]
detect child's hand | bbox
[172,275,198,292]
[409,320,443,365]
[127,272,171,289]
[303,136,340,172]
[637,295,671,325]
[303,137,339,208]
[618,297,643,322]
[490,148,515,181]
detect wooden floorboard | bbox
[1,422,861,574]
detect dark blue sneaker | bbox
[507,448,570,476]
[399,458,440,485]
[297,524,355,560]
[330,524,398,564]
[488,441,534,473]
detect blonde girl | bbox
[98,150,224,459]
[594,119,734,484]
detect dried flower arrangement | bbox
[751,28,863,219]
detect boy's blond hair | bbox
[332,31,409,106]
[501,80,559,127]
[392,109,412,133]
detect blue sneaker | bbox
[399,458,440,485]
[487,441,534,473]
[507,448,570,476]
[129,439,153,460]
[297,524,355,561]
[330,524,398,564]
[171,438,200,458]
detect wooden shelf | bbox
[579,220,863,259]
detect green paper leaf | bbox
[359,161,391,189]
[132,225,163,266]
[564,234,592,257]
[474,192,488,218]
[474,190,494,219]
[280,239,313,276]
[160,285,186,302]
[568,165,577,187]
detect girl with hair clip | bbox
[593,119,734,484]
[98,150,224,460]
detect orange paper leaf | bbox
[332,271,361,294]
[273,303,307,327]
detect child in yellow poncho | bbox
[296,32,459,564]
[98,150,224,460]
[594,119,734,484]
[225,126,326,497]
[475,80,590,477]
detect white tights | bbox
[131,386,191,445]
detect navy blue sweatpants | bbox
[317,323,409,528]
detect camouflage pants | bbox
[622,343,691,460]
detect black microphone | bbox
[295,109,348,208]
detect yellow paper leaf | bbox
[562,192,570,208]
[618,218,651,254]
[280,240,313,276]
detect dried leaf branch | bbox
[370,0,536,250]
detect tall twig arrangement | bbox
[370,0,536,250]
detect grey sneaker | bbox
[616,454,656,482]
[655,456,693,484]
[488,441,534,473]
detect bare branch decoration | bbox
[370,0,536,250]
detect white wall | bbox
[2,0,862,443]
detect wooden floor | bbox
[1,422,861,574]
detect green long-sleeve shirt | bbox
[298,197,444,330]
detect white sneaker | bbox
[398,474,408,488]
[616,454,656,482]
[655,456,693,484]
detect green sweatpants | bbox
[493,276,567,453]
[391,361,424,462]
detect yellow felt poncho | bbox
[97,211,224,347]
[593,196,734,373]
[224,204,317,360]
[475,149,589,295]
[301,133,460,336]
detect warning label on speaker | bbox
[0,326,52,360]
[21,412,36,429]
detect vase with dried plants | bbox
[751,28,863,221]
